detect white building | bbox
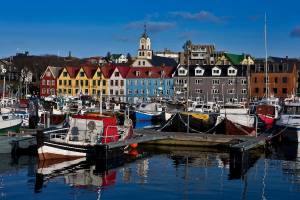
[109,65,130,102]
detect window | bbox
[59,80,62,85]
[76,80,79,86]
[228,89,235,94]
[212,67,221,76]
[85,80,88,86]
[97,80,101,86]
[141,80,145,86]
[195,79,203,84]
[63,80,67,86]
[42,88,46,94]
[134,80,138,85]
[241,89,247,94]
[228,79,234,85]
[142,61,145,66]
[115,72,119,77]
[128,90,132,95]
[178,69,186,75]
[212,89,220,94]
[196,89,203,93]
[195,69,204,76]
[115,80,118,86]
[102,89,106,94]
[68,80,71,86]
[42,80,46,85]
[264,77,269,83]
[120,89,124,95]
[115,90,119,95]
[241,79,247,85]
[51,80,55,86]
[63,72,67,77]
[80,80,83,86]
[275,77,278,83]
[282,88,287,94]
[47,88,50,94]
[68,89,72,94]
[110,80,114,86]
[254,77,257,83]
[134,89,138,94]
[97,71,101,77]
[135,71,140,76]
[80,71,84,77]
[102,80,106,86]
[121,80,124,86]
[212,79,220,85]
[110,89,113,95]
[47,80,50,86]
[255,88,259,93]
[93,80,96,86]
[228,68,237,76]
[140,89,144,94]
[85,89,88,94]
[273,88,278,94]
[282,77,288,83]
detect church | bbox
[131,26,178,68]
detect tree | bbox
[126,53,132,63]
[106,52,111,60]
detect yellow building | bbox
[56,65,113,99]
[57,66,78,96]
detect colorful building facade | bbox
[40,66,62,97]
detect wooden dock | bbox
[106,129,269,152]
[10,128,270,156]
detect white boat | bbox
[219,108,255,127]
[188,101,219,113]
[276,99,300,143]
[37,113,133,160]
[0,114,23,135]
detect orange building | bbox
[249,57,298,100]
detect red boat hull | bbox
[258,114,275,129]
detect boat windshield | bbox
[283,106,300,115]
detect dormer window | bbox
[212,67,221,76]
[178,68,187,76]
[228,66,237,76]
[195,67,204,76]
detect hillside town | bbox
[1,28,299,106]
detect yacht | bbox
[276,99,300,143]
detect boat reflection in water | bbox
[34,148,146,195]
[268,142,300,184]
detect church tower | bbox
[138,25,152,59]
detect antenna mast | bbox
[264,13,269,98]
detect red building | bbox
[40,66,63,97]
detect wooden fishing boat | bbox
[37,113,133,160]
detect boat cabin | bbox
[65,114,120,145]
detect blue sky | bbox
[0,0,300,58]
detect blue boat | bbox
[133,102,164,122]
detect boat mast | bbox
[264,13,269,99]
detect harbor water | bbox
[0,143,300,200]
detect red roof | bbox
[126,66,175,79]
[115,65,130,78]
[65,66,80,78]
[101,64,116,78]
[82,66,98,78]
